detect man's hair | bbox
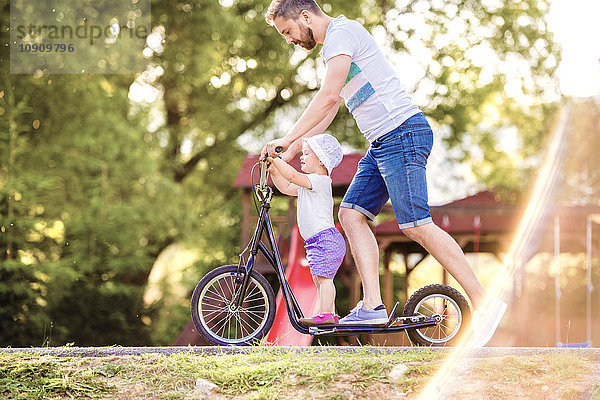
[265,0,323,25]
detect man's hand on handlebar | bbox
[260,138,288,161]
[279,139,303,162]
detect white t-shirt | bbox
[320,15,421,142]
[293,174,335,240]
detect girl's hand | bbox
[266,156,278,172]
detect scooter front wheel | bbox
[403,284,471,346]
[191,265,276,346]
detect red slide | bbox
[263,224,318,346]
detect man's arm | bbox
[280,97,342,162]
[262,54,351,158]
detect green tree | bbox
[147,0,559,195]
[0,0,184,345]
[0,45,181,347]
[0,78,54,345]
[32,75,178,345]
[381,0,561,193]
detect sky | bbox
[548,0,600,97]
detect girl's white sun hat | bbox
[302,134,343,175]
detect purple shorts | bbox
[304,227,346,279]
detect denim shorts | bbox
[340,112,433,229]
[304,227,346,279]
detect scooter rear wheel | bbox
[403,284,471,346]
[191,265,276,346]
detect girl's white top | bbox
[292,174,335,240]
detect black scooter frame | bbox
[236,183,440,337]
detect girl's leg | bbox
[315,276,336,314]
[312,275,321,313]
[298,275,338,326]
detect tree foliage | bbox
[145,0,560,189]
[0,70,179,344]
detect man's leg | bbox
[339,207,382,310]
[337,146,389,324]
[404,222,507,347]
[402,222,486,309]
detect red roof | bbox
[441,190,504,207]
[234,153,363,191]
[376,191,518,236]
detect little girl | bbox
[266,133,346,326]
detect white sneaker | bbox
[468,297,507,348]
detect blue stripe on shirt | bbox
[346,82,375,113]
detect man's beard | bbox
[294,25,316,50]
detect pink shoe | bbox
[299,313,339,326]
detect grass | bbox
[0,354,116,399]
[592,384,600,400]
[141,348,439,399]
[471,352,597,400]
[0,348,438,399]
[0,348,598,399]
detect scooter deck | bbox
[300,302,400,329]
[304,302,439,336]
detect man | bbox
[261,0,506,347]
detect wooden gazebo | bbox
[376,190,519,309]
